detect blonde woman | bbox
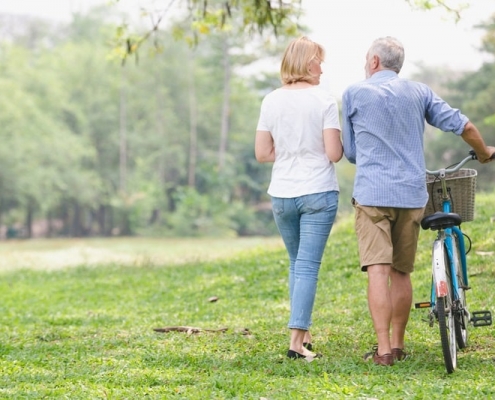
[255,37,343,360]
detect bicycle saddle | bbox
[421,211,462,230]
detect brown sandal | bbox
[392,348,408,361]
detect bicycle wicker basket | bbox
[424,168,477,222]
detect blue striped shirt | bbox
[342,70,468,208]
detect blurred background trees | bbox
[0,3,493,239]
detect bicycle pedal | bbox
[471,311,492,327]
[415,302,431,309]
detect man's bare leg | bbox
[367,264,392,356]
[390,268,412,350]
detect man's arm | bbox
[461,121,495,163]
[342,95,357,164]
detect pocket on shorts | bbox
[354,201,387,224]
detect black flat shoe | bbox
[303,342,313,351]
[287,350,306,359]
[286,349,321,360]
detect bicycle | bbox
[416,150,493,374]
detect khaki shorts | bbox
[352,199,425,273]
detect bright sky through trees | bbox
[1,0,493,97]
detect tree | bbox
[0,42,101,238]
[404,0,469,21]
[113,0,301,61]
[411,12,495,189]
[113,0,470,60]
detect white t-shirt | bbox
[256,86,341,198]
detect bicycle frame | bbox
[429,195,467,309]
[426,156,470,304]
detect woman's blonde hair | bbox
[280,36,325,85]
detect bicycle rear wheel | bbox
[437,295,456,373]
[452,233,468,349]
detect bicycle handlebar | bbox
[426,149,495,176]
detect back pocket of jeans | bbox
[271,198,284,215]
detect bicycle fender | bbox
[432,240,448,297]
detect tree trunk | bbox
[0,197,3,240]
[97,204,107,236]
[47,211,54,238]
[187,52,198,188]
[119,68,127,193]
[25,202,33,239]
[71,202,82,237]
[61,203,69,237]
[120,212,132,236]
[155,63,165,225]
[218,36,231,171]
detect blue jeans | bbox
[271,191,339,330]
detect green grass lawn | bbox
[0,194,494,399]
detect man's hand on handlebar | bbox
[470,147,495,163]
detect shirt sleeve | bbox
[256,97,271,131]
[323,97,341,130]
[424,87,469,135]
[342,91,356,164]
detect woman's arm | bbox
[323,128,343,163]
[255,130,275,163]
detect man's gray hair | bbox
[369,37,405,73]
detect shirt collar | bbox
[368,69,398,82]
